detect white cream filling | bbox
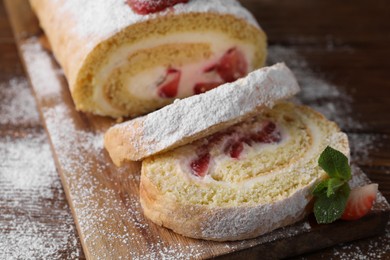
[241,119,323,189]
[178,121,289,183]
[125,56,224,100]
[211,126,289,171]
[91,32,255,114]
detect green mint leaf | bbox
[318,146,351,181]
[314,183,351,224]
[326,178,345,197]
[312,179,330,196]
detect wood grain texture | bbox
[0,1,84,259]
[1,0,390,259]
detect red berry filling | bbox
[156,48,248,98]
[189,121,281,177]
[251,122,281,144]
[226,141,244,159]
[127,0,189,15]
[216,48,248,83]
[192,48,248,94]
[157,68,180,98]
[190,152,210,177]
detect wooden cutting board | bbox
[5,0,390,259]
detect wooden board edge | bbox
[216,211,390,259]
[3,0,41,41]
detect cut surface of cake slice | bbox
[104,63,299,165]
[140,102,349,241]
[30,0,267,117]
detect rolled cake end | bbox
[73,12,267,118]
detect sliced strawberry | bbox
[189,121,282,174]
[251,121,281,144]
[217,48,248,83]
[229,141,244,159]
[223,134,245,159]
[193,82,222,94]
[190,152,210,177]
[127,0,189,15]
[341,183,378,221]
[157,68,180,98]
[263,121,276,134]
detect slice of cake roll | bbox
[29,0,267,117]
[140,102,349,241]
[104,62,349,241]
[104,63,299,165]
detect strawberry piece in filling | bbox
[156,48,248,99]
[190,152,210,177]
[157,68,180,98]
[251,122,281,143]
[189,121,281,177]
[216,47,248,83]
[192,48,248,95]
[127,0,189,15]
[226,141,244,159]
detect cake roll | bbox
[30,0,267,118]
[140,102,350,241]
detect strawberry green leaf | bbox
[318,146,351,181]
[314,183,351,224]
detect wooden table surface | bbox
[1,0,389,259]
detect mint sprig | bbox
[312,146,352,224]
[318,146,351,181]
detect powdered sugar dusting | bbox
[58,0,258,40]
[201,185,311,240]
[21,37,63,99]
[0,78,39,125]
[348,133,385,164]
[332,229,390,260]
[0,133,82,259]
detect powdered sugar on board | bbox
[331,227,390,260]
[21,38,63,100]
[0,76,82,259]
[0,78,39,125]
[0,136,82,259]
[17,37,389,258]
